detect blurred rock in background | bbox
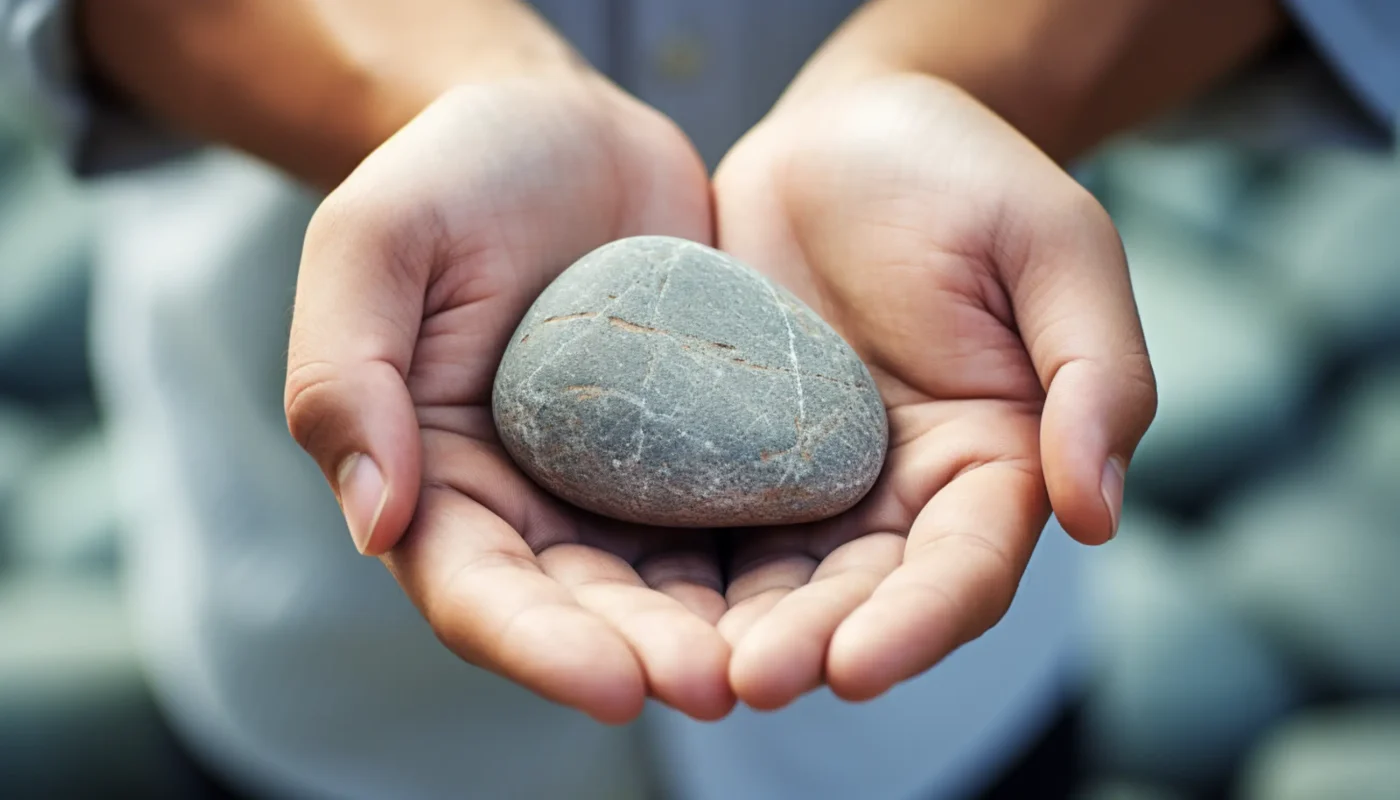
[1238,706,1400,800]
[1205,466,1400,697]
[0,102,94,404]
[0,94,146,794]
[0,574,205,797]
[1245,154,1400,359]
[1110,201,1316,509]
[1076,780,1189,800]
[1083,134,1400,799]
[1084,511,1300,792]
[5,426,118,573]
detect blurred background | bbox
[1,71,1399,800]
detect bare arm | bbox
[78,0,586,189]
[786,0,1287,161]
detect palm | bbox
[299,80,734,722]
[293,72,1149,721]
[710,75,1102,707]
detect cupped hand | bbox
[284,77,736,723]
[711,73,1157,709]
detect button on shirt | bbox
[1,1,1396,799]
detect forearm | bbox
[787,0,1287,161]
[78,0,587,189]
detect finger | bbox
[716,485,901,647]
[541,544,735,721]
[716,562,808,649]
[384,485,648,724]
[717,528,821,645]
[286,179,432,556]
[1008,187,1157,545]
[826,463,1047,701]
[633,549,728,624]
[575,523,728,624]
[414,428,730,718]
[728,532,903,710]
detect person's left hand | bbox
[711,72,1157,709]
[285,75,736,723]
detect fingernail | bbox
[1100,456,1126,540]
[337,453,387,554]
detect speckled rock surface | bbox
[492,236,888,527]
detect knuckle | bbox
[956,536,1021,630]
[1047,184,1123,256]
[304,182,381,252]
[283,360,350,461]
[1117,350,1160,437]
[1063,184,1114,230]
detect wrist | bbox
[288,0,601,188]
[338,2,594,167]
[783,0,1284,162]
[79,0,594,190]
[777,1,1087,157]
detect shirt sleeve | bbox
[1285,0,1400,134]
[1106,0,1399,151]
[1,0,193,175]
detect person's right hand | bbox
[284,75,736,724]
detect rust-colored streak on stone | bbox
[565,385,607,401]
[610,316,737,352]
[543,311,599,324]
[607,316,665,335]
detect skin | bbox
[706,0,1280,708]
[288,76,737,723]
[713,75,1149,707]
[80,0,1285,721]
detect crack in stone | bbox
[633,253,679,470]
[606,314,859,388]
[764,281,806,454]
[520,279,651,447]
[760,409,844,485]
[609,316,738,353]
[524,279,643,392]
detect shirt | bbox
[2,2,1393,799]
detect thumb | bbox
[1010,189,1157,545]
[285,187,427,556]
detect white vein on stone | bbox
[632,250,679,469]
[763,280,806,440]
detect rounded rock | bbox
[492,236,888,527]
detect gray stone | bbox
[1239,706,1400,800]
[493,236,888,527]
